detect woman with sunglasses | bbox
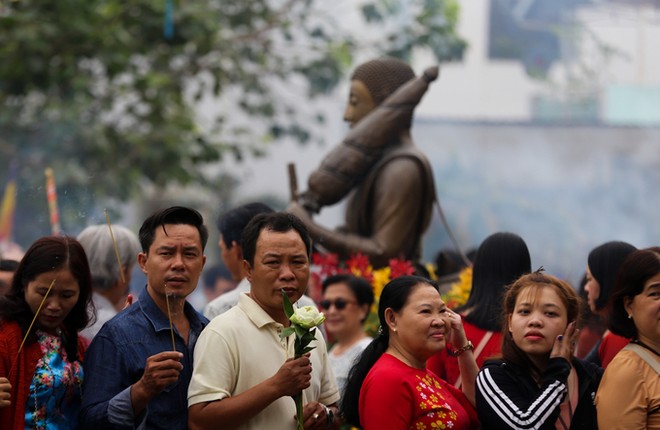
[321,274,374,399]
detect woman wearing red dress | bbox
[341,276,480,430]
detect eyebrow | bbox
[517,302,561,309]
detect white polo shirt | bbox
[188,293,340,429]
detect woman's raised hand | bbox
[550,321,579,362]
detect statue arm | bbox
[289,158,427,267]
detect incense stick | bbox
[104,208,126,285]
[18,279,56,355]
[164,286,177,352]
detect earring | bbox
[628,314,633,319]
[393,328,397,333]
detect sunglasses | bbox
[319,298,355,311]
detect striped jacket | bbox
[476,357,601,430]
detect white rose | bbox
[290,306,326,329]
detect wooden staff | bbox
[104,208,126,284]
[288,162,298,202]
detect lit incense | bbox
[17,279,56,355]
[164,286,177,352]
[104,208,126,284]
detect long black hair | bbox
[340,275,437,427]
[456,232,531,331]
[0,236,93,361]
[587,241,636,311]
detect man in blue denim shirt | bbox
[81,206,209,429]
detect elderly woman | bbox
[320,274,374,398]
[341,276,479,430]
[77,224,140,339]
[595,246,660,429]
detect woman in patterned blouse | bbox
[341,275,480,430]
[0,236,93,430]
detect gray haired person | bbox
[78,224,141,339]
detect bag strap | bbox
[454,331,495,388]
[623,342,660,374]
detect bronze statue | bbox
[288,57,439,268]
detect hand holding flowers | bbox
[279,290,326,430]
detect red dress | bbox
[427,321,502,386]
[598,331,630,368]
[359,353,479,430]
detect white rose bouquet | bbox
[279,290,326,430]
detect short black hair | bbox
[241,212,311,266]
[217,202,274,249]
[139,206,208,252]
[203,264,233,291]
[0,259,19,272]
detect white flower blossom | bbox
[290,305,326,328]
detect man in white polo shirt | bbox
[188,212,339,429]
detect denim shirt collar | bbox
[137,286,207,335]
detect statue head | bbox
[343,57,415,127]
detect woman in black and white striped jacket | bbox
[475,272,602,430]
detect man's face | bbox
[139,223,206,299]
[219,235,242,281]
[245,229,310,320]
[343,80,376,128]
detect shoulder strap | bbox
[623,342,660,374]
[453,331,495,388]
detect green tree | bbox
[0,0,465,243]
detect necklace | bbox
[632,339,660,356]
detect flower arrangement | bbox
[310,252,472,338]
[441,266,472,309]
[279,290,326,430]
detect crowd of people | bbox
[1,57,658,429]
[0,201,657,429]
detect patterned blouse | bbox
[360,353,478,429]
[25,330,83,429]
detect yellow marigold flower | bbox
[371,267,391,300]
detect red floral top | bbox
[359,353,479,430]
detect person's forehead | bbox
[256,228,305,251]
[152,223,202,246]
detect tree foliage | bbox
[0,0,465,240]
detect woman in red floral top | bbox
[341,276,480,430]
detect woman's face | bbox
[625,272,660,347]
[388,284,450,362]
[508,286,568,360]
[584,266,601,313]
[24,268,80,334]
[321,282,368,342]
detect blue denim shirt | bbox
[80,287,208,430]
